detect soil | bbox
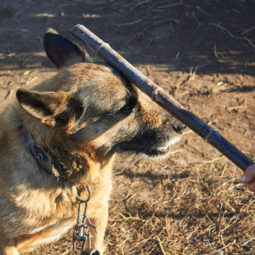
[0,0,255,254]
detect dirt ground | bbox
[1,0,255,254]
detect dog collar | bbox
[22,127,66,177]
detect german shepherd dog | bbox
[0,29,185,254]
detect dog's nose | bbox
[173,122,186,133]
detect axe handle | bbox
[71,24,254,172]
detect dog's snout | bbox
[173,122,186,133]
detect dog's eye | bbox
[125,104,133,111]
[120,97,137,115]
[120,104,134,115]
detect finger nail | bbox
[241,175,247,183]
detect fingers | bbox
[242,165,255,192]
[242,165,255,184]
[248,182,255,193]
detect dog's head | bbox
[16,29,185,160]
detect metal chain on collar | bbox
[73,186,100,255]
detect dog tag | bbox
[29,144,52,175]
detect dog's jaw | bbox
[114,135,181,159]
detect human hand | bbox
[242,164,255,192]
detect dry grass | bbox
[103,153,255,255]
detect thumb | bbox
[242,165,255,184]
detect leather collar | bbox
[22,127,66,178]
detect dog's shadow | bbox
[114,167,190,181]
[114,168,245,221]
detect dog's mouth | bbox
[115,144,171,158]
[115,135,180,158]
[142,145,170,157]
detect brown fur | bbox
[0,29,185,254]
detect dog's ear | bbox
[16,88,85,134]
[43,28,89,68]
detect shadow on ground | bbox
[0,0,254,75]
